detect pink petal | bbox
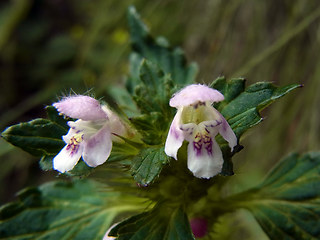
[102,105,127,136]
[169,84,224,107]
[53,95,108,121]
[82,125,112,167]
[164,109,184,160]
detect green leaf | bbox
[130,112,169,145]
[1,118,66,156]
[0,179,119,239]
[210,77,300,175]
[211,77,301,138]
[109,204,195,240]
[131,146,170,186]
[130,60,175,145]
[127,6,198,90]
[133,59,175,115]
[107,141,140,163]
[238,152,320,240]
[1,106,68,156]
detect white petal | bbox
[82,126,112,167]
[218,117,237,151]
[204,107,237,151]
[180,123,197,141]
[62,123,79,143]
[187,139,223,179]
[165,108,184,160]
[53,144,83,173]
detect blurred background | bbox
[0,0,319,239]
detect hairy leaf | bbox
[131,146,170,186]
[239,152,320,240]
[126,6,198,93]
[1,118,66,156]
[211,77,300,175]
[211,77,301,138]
[133,59,175,115]
[130,60,175,145]
[0,180,119,240]
[109,204,195,240]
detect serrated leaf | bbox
[0,180,119,240]
[1,118,66,156]
[127,6,198,89]
[132,59,175,116]
[131,146,170,186]
[211,78,301,138]
[45,105,70,130]
[130,112,169,145]
[238,152,320,240]
[129,60,176,145]
[107,141,140,163]
[210,77,300,175]
[109,204,195,240]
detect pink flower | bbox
[165,84,237,179]
[52,95,126,173]
[190,217,208,238]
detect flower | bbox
[165,84,237,179]
[52,95,126,173]
[190,217,208,238]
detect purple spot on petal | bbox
[193,133,213,156]
[171,128,181,139]
[193,142,202,156]
[66,135,83,156]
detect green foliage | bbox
[0,106,67,161]
[131,146,170,186]
[0,180,118,240]
[126,6,198,93]
[1,110,67,156]
[0,4,315,240]
[237,152,320,240]
[130,60,175,145]
[211,77,301,138]
[109,204,195,240]
[210,77,300,175]
[133,60,174,115]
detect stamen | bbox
[66,133,83,156]
[192,131,213,156]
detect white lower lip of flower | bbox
[53,119,113,173]
[187,133,223,179]
[180,121,224,178]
